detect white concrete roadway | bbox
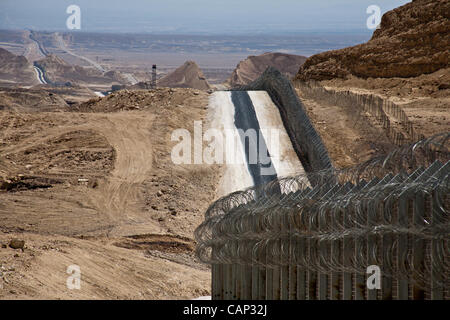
[209,91,305,197]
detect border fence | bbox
[195,133,449,300]
[294,80,425,146]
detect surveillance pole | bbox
[152,64,157,89]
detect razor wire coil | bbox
[195,133,450,293]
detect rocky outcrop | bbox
[0,48,38,86]
[296,0,449,81]
[158,61,211,90]
[228,52,307,87]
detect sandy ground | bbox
[0,233,209,299]
[0,88,221,299]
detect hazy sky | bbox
[0,0,411,34]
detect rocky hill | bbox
[0,48,38,87]
[157,61,211,90]
[227,52,307,87]
[296,0,449,81]
[75,87,204,113]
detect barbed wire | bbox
[195,132,450,290]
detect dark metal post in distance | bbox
[152,64,157,89]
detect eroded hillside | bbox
[296,0,449,81]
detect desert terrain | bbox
[0,88,221,299]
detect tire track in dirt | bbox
[1,111,162,235]
[84,112,164,236]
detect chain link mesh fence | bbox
[195,133,449,300]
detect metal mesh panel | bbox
[195,133,449,300]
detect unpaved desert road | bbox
[0,111,163,236]
[54,33,106,73]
